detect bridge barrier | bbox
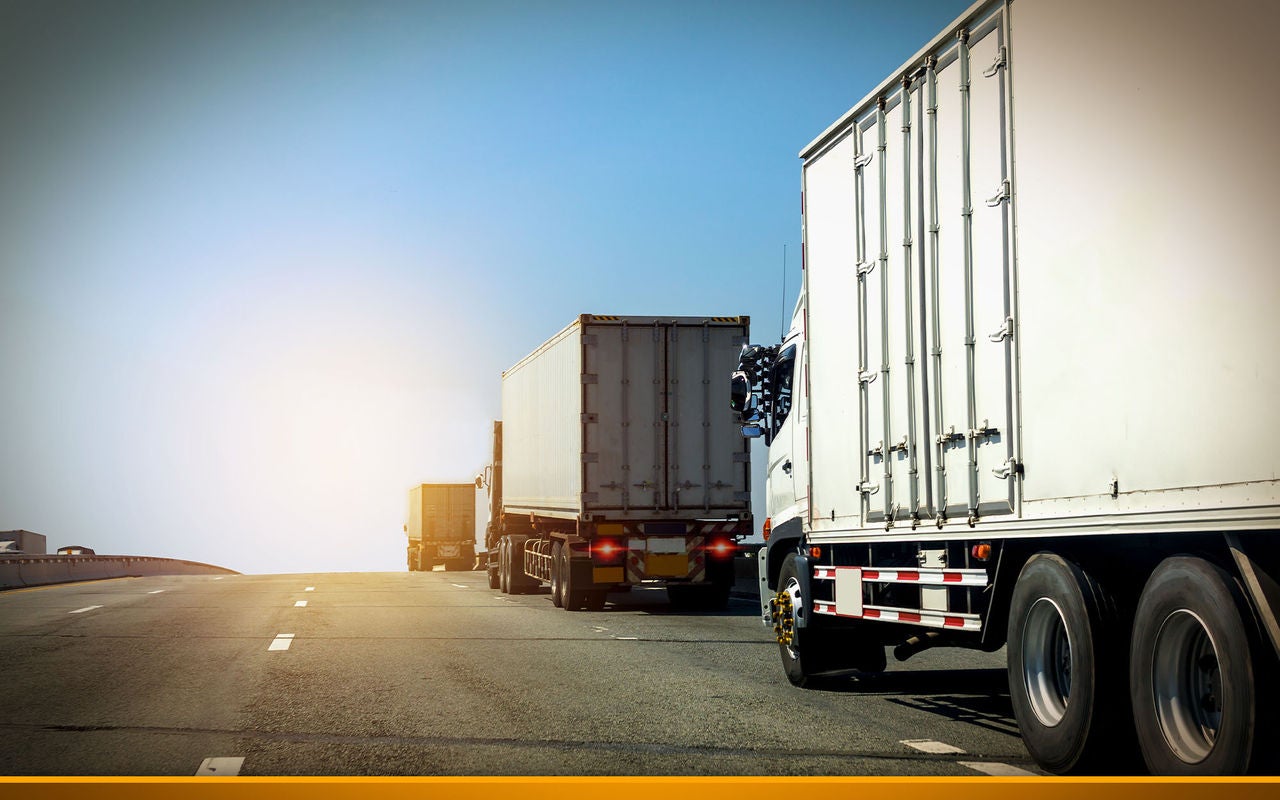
[0,555,238,590]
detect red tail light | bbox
[706,538,736,560]
[590,539,625,564]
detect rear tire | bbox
[561,545,587,611]
[498,538,510,594]
[550,542,564,608]
[1007,553,1132,774]
[486,549,500,590]
[1130,556,1260,775]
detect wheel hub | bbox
[1152,609,1221,764]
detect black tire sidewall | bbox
[550,542,563,607]
[1007,553,1104,773]
[1130,557,1256,775]
[777,552,830,685]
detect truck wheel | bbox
[498,538,510,594]
[487,555,500,590]
[507,535,529,594]
[1007,553,1131,774]
[550,542,564,608]
[560,545,587,611]
[774,552,839,687]
[1130,556,1261,775]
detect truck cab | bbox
[732,301,807,601]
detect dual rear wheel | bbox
[1008,552,1267,775]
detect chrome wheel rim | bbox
[774,576,804,659]
[1152,609,1221,764]
[1022,597,1072,727]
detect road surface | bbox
[0,570,1038,776]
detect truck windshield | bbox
[771,345,796,439]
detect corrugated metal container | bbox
[800,0,1280,539]
[502,314,751,522]
[405,484,476,543]
[0,530,47,555]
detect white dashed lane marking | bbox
[304,587,315,591]
[451,584,467,589]
[268,633,295,651]
[901,739,966,755]
[195,757,244,776]
[294,600,308,607]
[68,606,103,614]
[959,761,1038,776]
[614,636,638,640]
[148,590,165,594]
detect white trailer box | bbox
[800,0,1280,538]
[501,314,751,522]
[745,0,1280,775]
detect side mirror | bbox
[730,372,752,416]
[740,424,765,439]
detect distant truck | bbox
[404,483,476,572]
[479,314,751,610]
[0,530,46,555]
[733,0,1280,776]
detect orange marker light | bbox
[971,543,992,561]
[762,517,772,542]
[810,546,822,559]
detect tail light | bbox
[590,539,626,564]
[706,538,736,560]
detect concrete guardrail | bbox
[0,555,238,590]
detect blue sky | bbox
[1,0,971,573]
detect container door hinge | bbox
[992,458,1021,480]
[983,45,1007,78]
[936,425,965,445]
[988,315,1014,342]
[985,179,1011,207]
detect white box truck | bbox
[733,0,1280,775]
[480,314,751,610]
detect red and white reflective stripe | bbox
[687,535,706,582]
[812,602,981,631]
[698,521,741,536]
[813,567,987,587]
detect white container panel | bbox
[966,26,1014,517]
[883,98,912,522]
[1012,0,1280,513]
[584,322,664,513]
[932,44,971,519]
[858,121,888,521]
[804,131,864,527]
[501,323,583,517]
[668,322,751,513]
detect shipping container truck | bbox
[404,483,476,572]
[479,314,752,610]
[732,0,1280,776]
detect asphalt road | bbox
[0,570,1039,776]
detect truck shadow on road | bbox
[812,668,1020,738]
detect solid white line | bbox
[294,600,307,607]
[304,586,315,591]
[959,761,1038,776]
[268,634,295,651]
[213,577,224,581]
[69,606,103,614]
[195,756,245,776]
[901,739,966,755]
[451,583,467,589]
[148,590,165,594]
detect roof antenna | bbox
[780,244,787,340]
